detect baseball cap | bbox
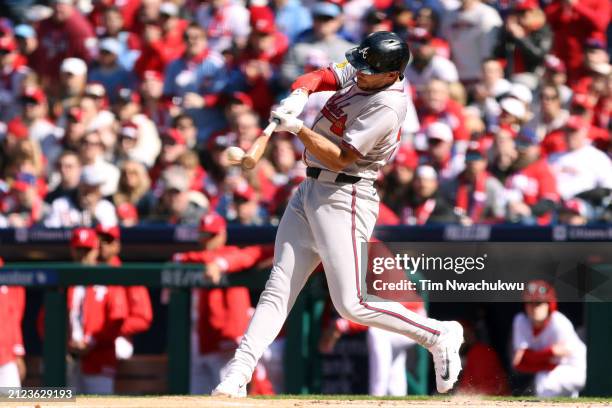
[513,0,538,11]
[11,172,37,192]
[116,88,141,104]
[585,38,606,50]
[67,107,84,122]
[7,118,28,138]
[312,2,341,18]
[564,115,587,131]
[71,227,99,249]
[250,7,276,34]
[22,87,46,104]
[199,211,227,234]
[465,140,487,161]
[416,165,437,180]
[426,122,453,143]
[407,27,432,43]
[544,55,566,73]
[160,2,179,16]
[162,166,190,192]
[523,280,557,306]
[14,24,35,39]
[84,82,106,98]
[162,128,186,145]
[120,122,138,139]
[80,165,106,186]
[60,58,87,76]
[515,127,539,148]
[393,144,418,169]
[509,83,533,105]
[228,91,254,108]
[99,38,121,56]
[233,182,256,202]
[590,63,611,76]
[96,224,120,241]
[571,93,596,111]
[561,198,588,217]
[500,97,526,119]
[0,36,16,52]
[117,202,139,223]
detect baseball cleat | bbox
[429,321,464,394]
[211,378,247,398]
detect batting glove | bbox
[278,88,309,116]
[271,110,304,134]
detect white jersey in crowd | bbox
[548,144,612,200]
[305,61,409,180]
[404,55,459,90]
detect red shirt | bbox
[88,0,141,34]
[416,99,470,142]
[33,12,95,79]
[541,125,610,156]
[173,245,274,353]
[67,285,128,375]
[457,343,511,395]
[545,0,611,83]
[0,286,25,366]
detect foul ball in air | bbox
[225,146,246,164]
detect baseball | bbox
[225,146,246,164]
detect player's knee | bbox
[333,297,369,323]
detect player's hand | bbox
[183,92,205,109]
[270,110,303,134]
[278,88,309,116]
[204,262,223,285]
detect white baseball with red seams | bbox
[214,61,462,396]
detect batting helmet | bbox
[345,31,412,77]
[523,280,557,311]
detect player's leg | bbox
[535,365,586,397]
[388,334,411,396]
[214,182,321,395]
[0,360,20,387]
[308,181,463,393]
[367,327,393,396]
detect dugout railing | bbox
[0,262,431,395]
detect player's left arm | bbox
[297,126,361,172]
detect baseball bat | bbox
[241,119,279,170]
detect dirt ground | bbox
[3,396,610,408]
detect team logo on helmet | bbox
[359,47,370,59]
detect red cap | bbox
[544,55,566,73]
[571,93,595,110]
[143,70,163,82]
[67,107,83,122]
[233,182,256,202]
[120,121,139,139]
[562,198,588,216]
[84,82,106,98]
[523,279,557,311]
[11,180,31,192]
[514,0,538,11]
[70,227,99,249]
[229,91,254,108]
[199,211,227,234]
[0,36,16,52]
[393,145,418,169]
[565,115,587,131]
[465,140,488,160]
[407,27,431,42]
[117,202,139,222]
[7,118,28,138]
[96,224,120,240]
[162,128,186,145]
[22,87,46,104]
[250,6,276,34]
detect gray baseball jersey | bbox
[305,61,409,180]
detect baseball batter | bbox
[213,31,464,397]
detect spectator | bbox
[441,141,506,224]
[421,122,465,181]
[173,114,197,149]
[195,0,251,53]
[273,0,314,43]
[140,70,173,130]
[414,7,449,58]
[133,21,172,79]
[541,55,573,106]
[46,151,82,203]
[149,165,208,225]
[95,224,153,361]
[544,0,610,83]
[0,36,29,122]
[229,180,267,226]
[150,128,188,184]
[14,25,38,66]
[535,84,570,142]
[470,58,511,129]
[381,144,418,215]
[404,28,459,92]
[113,159,156,219]
[281,2,355,85]
[548,116,612,200]
[163,23,228,142]
[558,198,590,225]
[44,165,118,228]
[99,6,141,71]
[399,165,458,225]
[58,57,88,112]
[158,2,188,62]
[89,38,137,103]
[440,0,502,83]
[0,270,26,388]
[493,0,552,80]
[64,227,128,394]
[0,171,43,227]
[78,129,120,196]
[33,0,96,86]
[172,212,273,394]
[512,280,586,397]
[488,126,518,184]
[504,129,559,225]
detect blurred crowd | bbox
[0,0,610,230]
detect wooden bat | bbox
[241,119,279,170]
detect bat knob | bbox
[241,156,257,170]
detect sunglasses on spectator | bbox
[313,15,335,22]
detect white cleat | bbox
[429,321,464,394]
[211,378,247,398]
